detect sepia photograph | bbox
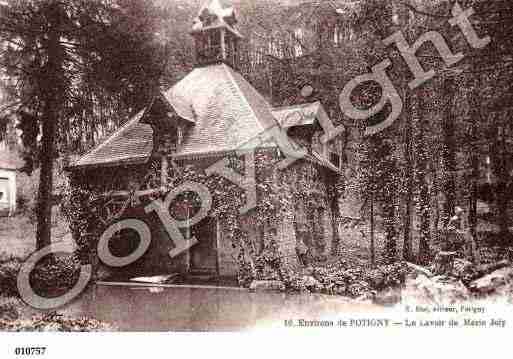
[0,0,512,356]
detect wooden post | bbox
[220,28,226,60]
[161,155,168,191]
[216,219,221,278]
[268,57,273,105]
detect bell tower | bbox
[191,0,242,68]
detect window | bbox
[177,125,183,146]
[257,225,265,254]
[209,30,221,47]
[0,178,9,203]
[312,132,322,155]
[294,28,303,57]
[334,24,355,45]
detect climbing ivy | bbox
[63,147,343,284]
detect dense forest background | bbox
[1,0,512,264]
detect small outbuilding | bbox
[0,149,22,217]
[67,0,345,281]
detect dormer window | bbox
[140,95,195,157]
[140,95,196,190]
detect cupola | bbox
[190,0,243,68]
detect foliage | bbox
[247,0,513,264]
[0,298,19,321]
[411,88,432,264]
[62,150,285,278]
[0,0,167,155]
[63,142,343,282]
[60,186,100,264]
[0,251,83,299]
[254,237,282,282]
[29,256,82,298]
[0,311,114,331]
[359,132,401,263]
[4,0,512,269]
[282,259,408,298]
[0,0,168,251]
[0,253,23,298]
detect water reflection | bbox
[65,285,382,331]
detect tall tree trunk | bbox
[417,175,431,265]
[433,166,441,243]
[499,125,510,239]
[35,3,63,251]
[330,195,340,256]
[491,122,511,245]
[442,77,457,223]
[403,93,414,262]
[370,190,375,267]
[413,90,431,265]
[36,107,56,250]
[383,200,397,264]
[497,174,511,239]
[469,153,478,242]
[468,84,480,241]
[497,182,510,238]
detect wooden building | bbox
[68,0,344,280]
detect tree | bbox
[411,88,432,263]
[0,0,165,250]
[462,0,513,244]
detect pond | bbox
[62,284,386,331]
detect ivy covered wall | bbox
[63,147,343,285]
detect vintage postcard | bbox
[0,0,512,357]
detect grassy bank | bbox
[0,214,113,332]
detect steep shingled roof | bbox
[72,111,153,168]
[70,64,343,175]
[164,63,281,158]
[71,64,283,167]
[70,64,338,179]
